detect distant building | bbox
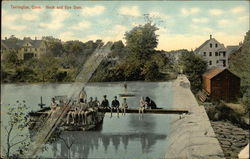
[195,35,228,69]
[166,49,189,62]
[202,68,240,102]
[1,36,48,60]
[227,43,243,57]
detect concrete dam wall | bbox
[165,75,225,159]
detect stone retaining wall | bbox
[211,121,249,159]
[165,75,225,159]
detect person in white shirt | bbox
[120,98,128,115]
[48,97,58,118]
[139,97,146,114]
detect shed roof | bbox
[203,67,225,80]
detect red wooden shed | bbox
[202,68,240,102]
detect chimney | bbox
[35,37,37,40]
[210,35,212,39]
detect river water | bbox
[1,82,175,158]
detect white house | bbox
[194,35,228,69]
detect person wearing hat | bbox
[101,95,109,108]
[101,95,111,117]
[111,96,120,116]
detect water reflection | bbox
[1,82,173,158]
[50,131,167,158]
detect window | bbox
[24,48,27,51]
[209,61,212,65]
[223,52,226,57]
[209,52,212,56]
[215,52,218,56]
[210,43,212,48]
[203,52,206,56]
[223,60,226,67]
[216,60,219,63]
[35,48,37,51]
[215,43,218,47]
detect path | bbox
[165,75,225,159]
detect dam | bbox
[0,76,224,158]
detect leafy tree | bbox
[229,30,250,91]
[47,41,64,57]
[179,51,207,92]
[142,61,161,81]
[110,40,126,58]
[2,101,30,158]
[111,40,125,51]
[95,39,104,48]
[34,53,61,82]
[63,41,85,55]
[125,22,158,59]
[4,51,20,69]
[242,87,250,112]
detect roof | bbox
[31,40,43,48]
[194,39,210,53]
[194,38,226,53]
[203,67,225,80]
[1,40,20,49]
[227,45,240,55]
[1,39,44,49]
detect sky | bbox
[2,1,249,51]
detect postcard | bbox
[1,1,249,158]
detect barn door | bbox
[221,76,229,101]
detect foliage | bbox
[111,40,127,58]
[47,41,64,57]
[91,23,175,82]
[242,87,250,112]
[141,61,160,81]
[2,101,30,158]
[125,23,158,59]
[229,30,250,89]
[3,50,20,68]
[179,51,207,93]
[1,38,105,83]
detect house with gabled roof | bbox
[194,35,228,69]
[1,36,48,60]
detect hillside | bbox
[229,30,250,91]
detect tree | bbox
[125,22,158,59]
[47,41,64,57]
[179,51,207,92]
[35,53,61,82]
[2,101,30,158]
[229,30,250,91]
[242,87,250,112]
[4,51,20,69]
[141,61,161,81]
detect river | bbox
[1,82,175,158]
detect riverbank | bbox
[210,121,249,159]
